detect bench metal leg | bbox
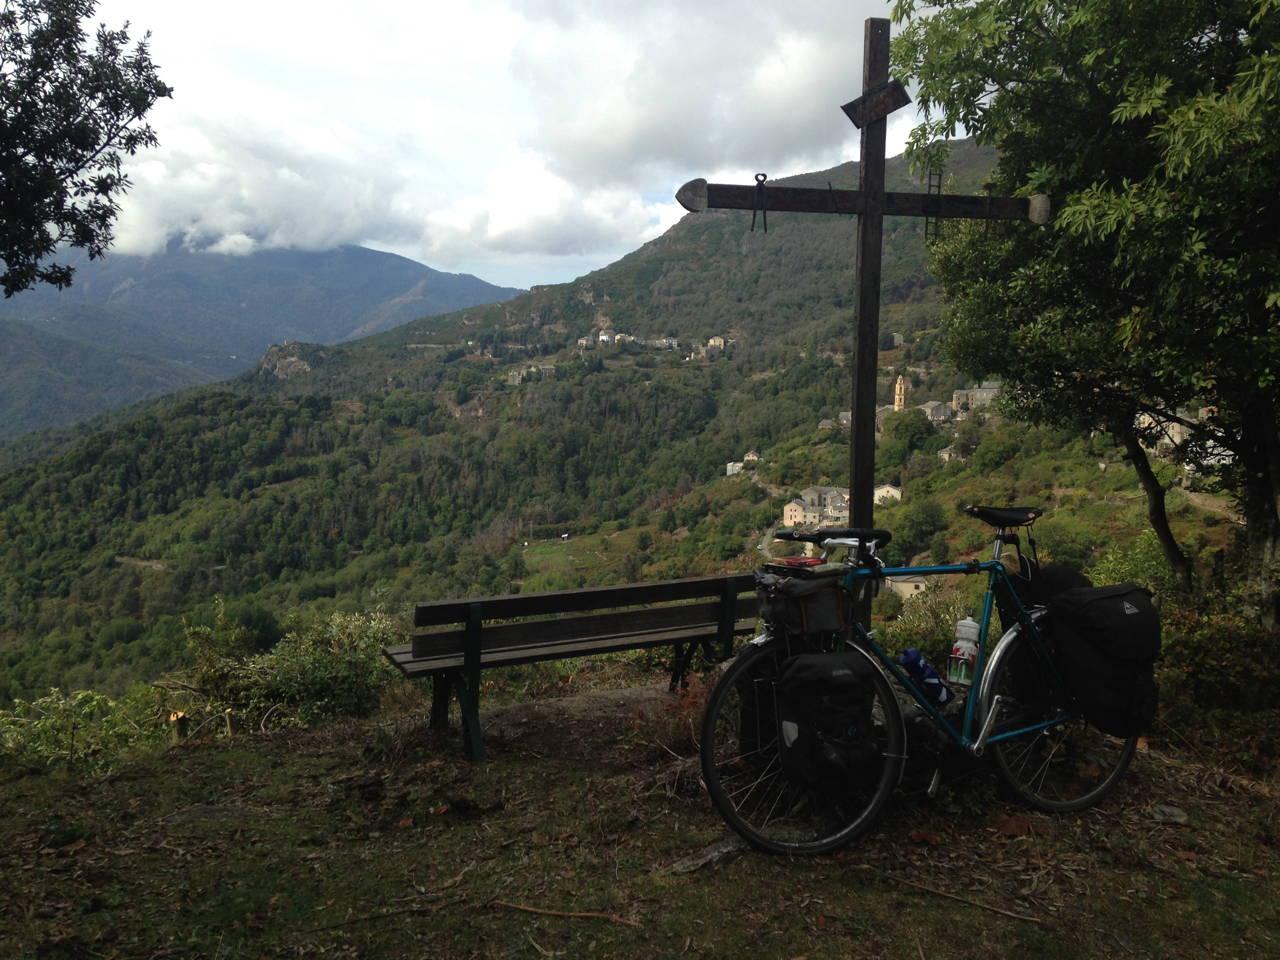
[461,604,486,762]
[669,641,699,691]
[429,672,452,731]
[458,672,486,762]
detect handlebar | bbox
[774,526,892,547]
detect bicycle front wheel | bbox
[700,639,904,855]
[985,631,1137,812]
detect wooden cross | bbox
[676,18,1048,583]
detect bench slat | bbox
[386,619,758,677]
[414,573,757,627]
[411,594,758,659]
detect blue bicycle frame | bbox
[838,547,1071,755]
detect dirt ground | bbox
[2,671,1278,959]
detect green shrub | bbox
[187,605,401,728]
[0,685,167,774]
[872,589,904,623]
[1157,608,1280,772]
[1036,516,1096,568]
[1089,529,1181,606]
[1160,608,1280,714]
[882,586,968,663]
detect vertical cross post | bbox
[850,18,891,626]
[675,16,1050,629]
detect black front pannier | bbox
[756,571,849,641]
[774,653,880,794]
[1048,583,1161,737]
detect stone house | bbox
[874,484,903,504]
[917,400,952,423]
[952,380,1001,412]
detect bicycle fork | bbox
[970,694,1004,758]
[925,693,1005,798]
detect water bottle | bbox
[898,648,953,705]
[947,616,980,688]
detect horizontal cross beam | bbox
[676,178,1051,224]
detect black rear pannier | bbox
[775,653,880,794]
[756,571,849,640]
[1049,584,1161,737]
[995,555,1093,632]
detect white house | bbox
[886,574,928,601]
[726,461,745,477]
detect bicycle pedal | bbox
[927,767,943,799]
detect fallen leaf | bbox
[908,829,943,846]
[995,814,1036,837]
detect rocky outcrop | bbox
[257,342,318,380]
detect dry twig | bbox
[893,876,1045,926]
[491,899,639,928]
[306,902,442,932]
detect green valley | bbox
[0,142,1229,703]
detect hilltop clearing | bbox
[2,666,1276,959]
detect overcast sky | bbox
[97,0,916,289]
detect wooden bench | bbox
[383,573,758,760]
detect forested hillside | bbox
[0,244,522,440]
[0,141,1221,703]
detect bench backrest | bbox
[412,573,758,663]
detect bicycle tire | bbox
[985,630,1137,812]
[700,638,904,855]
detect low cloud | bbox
[98,0,904,287]
[114,114,425,258]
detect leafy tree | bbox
[882,408,937,452]
[893,0,1280,621]
[0,0,171,296]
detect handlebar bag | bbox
[1048,584,1161,737]
[775,653,880,794]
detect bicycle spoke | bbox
[989,634,1138,812]
[700,642,904,854]
[726,753,780,805]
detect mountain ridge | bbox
[0,243,523,440]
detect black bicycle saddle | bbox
[961,505,1042,527]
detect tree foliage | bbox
[892,0,1280,622]
[0,0,171,295]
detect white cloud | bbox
[95,0,910,288]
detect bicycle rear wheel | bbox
[985,631,1137,812]
[700,638,904,855]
